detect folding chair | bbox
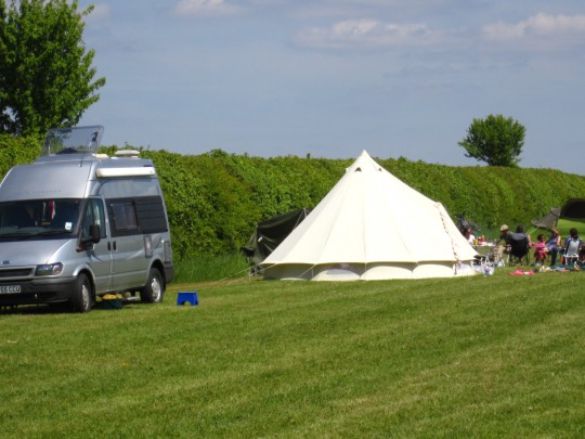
[507,232,530,265]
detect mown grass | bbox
[1,270,585,437]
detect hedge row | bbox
[0,135,41,177]
[2,135,585,258]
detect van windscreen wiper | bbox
[33,229,73,236]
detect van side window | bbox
[135,197,168,233]
[81,199,107,239]
[108,201,139,235]
[106,196,167,236]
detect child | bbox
[564,228,582,266]
[533,234,548,264]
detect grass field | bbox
[1,270,585,437]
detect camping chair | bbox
[507,232,530,265]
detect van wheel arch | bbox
[150,260,166,286]
[70,270,94,313]
[140,265,165,303]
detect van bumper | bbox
[0,276,77,306]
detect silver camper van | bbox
[0,126,173,312]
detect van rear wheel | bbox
[140,268,164,303]
[70,273,93,313]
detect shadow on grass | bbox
[0,300,146,315]
[0,303,60,315]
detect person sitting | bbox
[506,225,531,264]
[533,234,548,264]
[493,224,509,264]
[545,228,561,266]
[564,228,582,267]
[464,227,476,245]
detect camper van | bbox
[0,126,173,312]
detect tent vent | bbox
[355,167,362,172]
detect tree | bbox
[0,0,105,136]
[458,114,525,167]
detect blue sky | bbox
[79,0,585,175]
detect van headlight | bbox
[35,263,64,276]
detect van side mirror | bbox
[89,224,101,244]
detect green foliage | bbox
[173,252,249,282]
[459,114,525,167]
[378,158,584,233]
[140,149,346,259]
[0,0,105,135]
[0,134,40,176]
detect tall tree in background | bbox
[459,114,525,167]
[0,0,105,136]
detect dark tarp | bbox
[242,208,311,267]
[531,207,561,230]
[561,199,585,220]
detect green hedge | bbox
[379,158,585,231]
[146,150,585,257]
[0,134,41,177]
[141,149,347,257]
[2,136,585,258]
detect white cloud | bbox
[174,0,240,17]
[85,3,110,23]
[292,0,451,20]
[296,19,440,49]
[483,13,585,42]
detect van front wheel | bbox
[140,268,164,303]
[70,273,93,313]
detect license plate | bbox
[0,285,21,295]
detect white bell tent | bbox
[261,151,477,281]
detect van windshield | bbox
[0,199,81,239]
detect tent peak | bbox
[347,150,383,173]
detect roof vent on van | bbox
[114,149,140,158]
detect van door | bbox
[107,199,148,290]
[80,198,112,293]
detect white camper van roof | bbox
[0,126,158,201]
